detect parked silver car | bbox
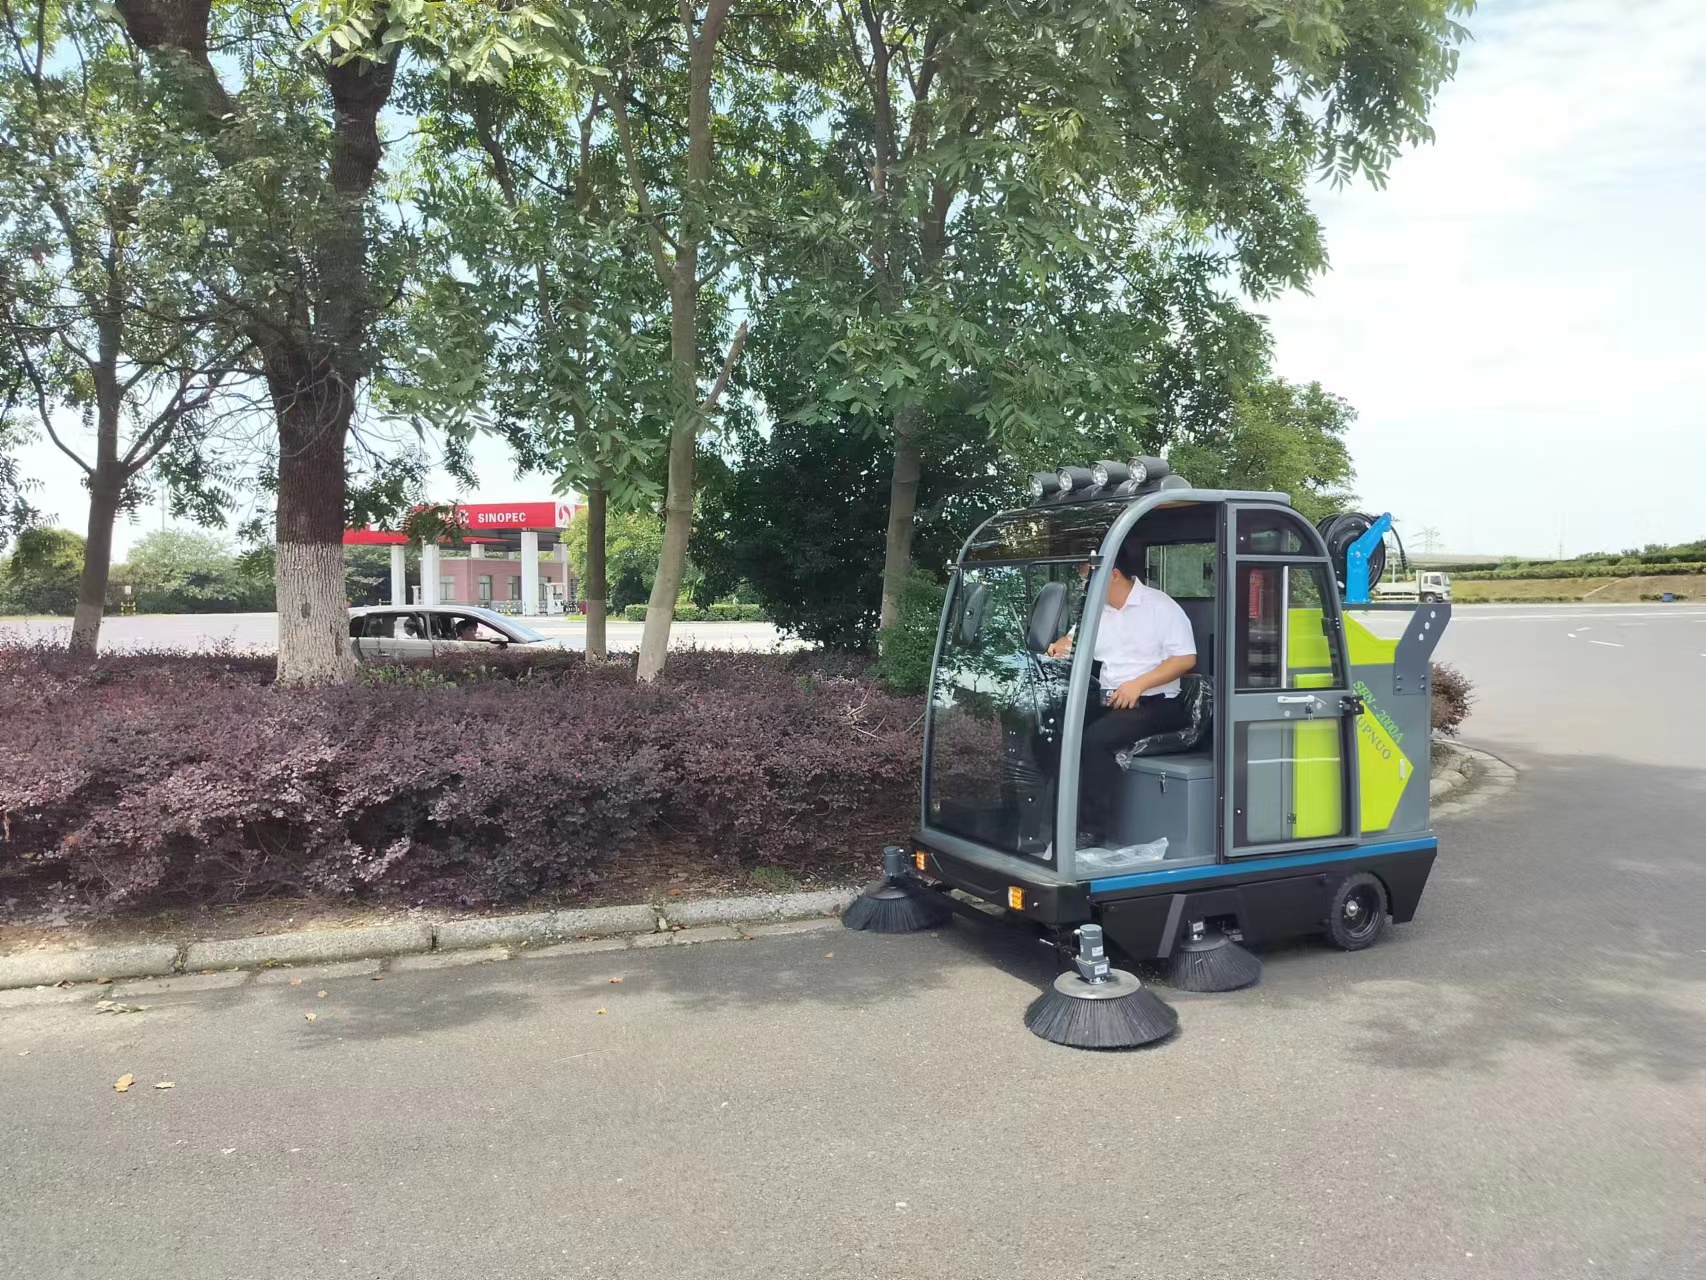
[348,605,558,661]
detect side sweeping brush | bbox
[841,846,954,934]
[1165,925,1262,993]
[1024,924,1178,1050]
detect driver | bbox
[1046,540,1197,842]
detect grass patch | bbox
[748,865,800,894]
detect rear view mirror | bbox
[1026,581,1068,654]
[958,582,989,644]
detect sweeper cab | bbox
[844,458,1450,1048]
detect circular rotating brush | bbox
[841,847,954,934]
[1024,925,1178,1050]
[1165,925,1262,993]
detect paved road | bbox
[2,603,1703,1278]
[0,611,790,654]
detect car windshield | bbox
[469,610,545,642]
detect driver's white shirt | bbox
[1096,580,1197,697]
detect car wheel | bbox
[1421,592,1438,602]
[1325,872,1388,951]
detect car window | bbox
[399,614,426,640]
[358,614,398,639]
[438,613,507,643]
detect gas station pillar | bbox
[389,545,406,606]
[520,530,539,616]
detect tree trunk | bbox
[636,261,699,683]
[584,476,608,661]
[879,406,924,631]
[271,366,355,685]
[68,477,121,657]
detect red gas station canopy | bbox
[344,500,581,545]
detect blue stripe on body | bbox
[1086,836,1439,895]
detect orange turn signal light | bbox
[914,850,927,871]
[1007,886,1025,911]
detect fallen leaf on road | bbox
[155,1082,175,1090]
[17,1050,29,1056]
[288,978,302,986]
[596,1008,607,1015]
[667,888,682,896]
[371,976,383,981]
[114,1074,134,1092]
[221,1148,235,1155]
[824,953,834,959]
[95,999,147,1015]
[303,1012,317,1023]
[95,977,112,985]
[316,991,327,998]
[609,977,623,984]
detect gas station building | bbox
[345,500,582,616]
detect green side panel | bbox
[1291,670,1342,838]
[1287,608,1331,670]
[1356,706,1414,832]
[1344,613,1397,665]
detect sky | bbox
[16,0,1706,562]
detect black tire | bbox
[1421,592,1439,603]
[1325,872,1388,951]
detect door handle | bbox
[1275,694,1320,705]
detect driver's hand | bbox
[1046,635,1073,659]
[1109,679,1146,709]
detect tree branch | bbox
[603,74,674,289]
[699,320,748,413]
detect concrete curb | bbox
[1433,743,1519,819]
[0,887,862,993]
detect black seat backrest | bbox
[1119,673,1213,761]
[1175,598,1216,676]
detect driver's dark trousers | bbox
[1078,693,1190,839]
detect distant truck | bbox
[1373,570,1452,603]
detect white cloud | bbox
[1264,0,1706,555]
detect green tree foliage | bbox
[388,59,674,659]
[562,508,664,613]
[0,410,42,553]
[105,0,430,684]
[0,527,84,615]
[0,2,245,655]
[1169,379,1357,522]
[776,0,1470,627]
[117,529,273,613]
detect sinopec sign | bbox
[456,502,568,530]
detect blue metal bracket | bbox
[1345,512,1392,604]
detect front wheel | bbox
[1326,872,1388,951]
[1421,592,1439,603]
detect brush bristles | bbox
[1166,937,1262,992]
[1024,985,1178,1049]
[841,883,953,933]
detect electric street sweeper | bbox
[843,460,1450,1049]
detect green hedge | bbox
[1456,561,1706,581]
[618,602,769,623]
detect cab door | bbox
[1220,505,1362,855]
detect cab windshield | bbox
[924,562,1088,861]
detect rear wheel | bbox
[1326,872,1388,951]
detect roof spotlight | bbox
[1029,471,1062,500]
[1057,465,1097,494]
[1129,455,1170,484]
[1091,461,1130,488]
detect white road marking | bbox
[1588,640,1624,648]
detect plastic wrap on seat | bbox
[1116,674,1211,766]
